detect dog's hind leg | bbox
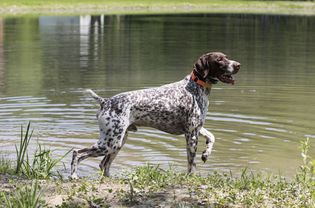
[99,132,128,177]
[199,127,215,163]
[185,130,199,173]
[70,144,105,179]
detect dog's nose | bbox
[233,62,241,73]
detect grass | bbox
[118,138,314,207]
[0,0,314,16]
[8,122,71,179]
[1,180,44,208]
[122,165,314,207]
[15,122,33,175]
[0,157,14,175]
[22,142,71,179]
[51,138,314,207]
[0,122,70,207]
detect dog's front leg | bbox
[199,127,215,163]
[185,131,199,173]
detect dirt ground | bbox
[0,173,202,207]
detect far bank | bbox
[0,0,315,16]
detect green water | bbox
[0,14,314,176]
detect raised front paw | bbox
[201,150,208,163]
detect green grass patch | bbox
[22,142,71,179]
[0,157,14,175]
[122,165,314,207]
[1,180,44,208]
[15,122,33,175]
[120,138,314,207]
[0,0,314,16]
[1,122,71,179]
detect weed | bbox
[120,138,315,207]
[297,137,314,185]
[127,164,175,191]
[15,121,33,174]
[22,143,71,179]
[13,122,72,179]
[0,157,14,174]
[1,180,45,208]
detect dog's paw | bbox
[70,173,79,180]
[201,151,208,163]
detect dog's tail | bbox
[85,89,106,105]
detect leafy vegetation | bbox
[15,122,33,174]
[122,165,314,207]
[13,122,71,179]
[120,138,314,207]
[22,143,71,179]
[0,157,14,175]
[0,122,70,207]
[1,180,44,208]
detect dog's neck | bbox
[184,74,211,97]
[190,70,213,90]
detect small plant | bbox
[22,143,71,179]
[127,164,174,191]
[15,122,33,174]
[1,180,44,208]
[120,164,185,204]
[296,138,315,204]
[297,137,314,184]
[0,157,14,174]
[13,122,71,179]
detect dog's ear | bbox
[193,54,211,79]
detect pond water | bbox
[0,14,314,177]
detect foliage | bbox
[13,122,71,179]
[296,138,315,202]
[0,0,314,16]
[1,180,44,208]
[297,138,314,183]
[15,122,33,174]
[0,157,14,174]
[122,138,315,207]
[127,164,174,191]
[123,166,314,207]
[22,143,71,179]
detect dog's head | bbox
[193,52,240,85]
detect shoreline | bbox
[1,164,314,207]
[0,126,314,207]
[1,1,315,16]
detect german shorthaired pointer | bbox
[70,52,240,179]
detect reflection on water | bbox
[0,14,314,177]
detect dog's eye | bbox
[217,57,223,62]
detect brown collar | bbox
[191,71,212,89]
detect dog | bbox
[70,52,240,179]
